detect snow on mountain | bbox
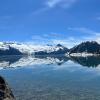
[0,42,9,50]
[0,42,68,55]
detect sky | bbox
[0,0,100,48]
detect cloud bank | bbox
[46,0,77,8]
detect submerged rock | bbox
[0,76,15,100]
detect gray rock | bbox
[0,76,15,100]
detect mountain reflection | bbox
[0,55,100,68]
[70,56,100,67]
[34,55,69,65]
[0,55,69,69]
[0,55,22,65]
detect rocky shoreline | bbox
[0,76,15,100]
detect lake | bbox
[0,55,100,100]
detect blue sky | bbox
[0,0,100,47]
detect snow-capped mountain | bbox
[0,42,68,55]
[34,44,69,55]
[69,41,100,56]
[1,41,100,56]
[0,42,22,55]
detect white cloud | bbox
[31,7,49,15]
[52,37,81,48]
[26,27,100,48]
[29,33,77,48]
[68,27,100,35]
[96,17,100,20]
[68,27,100,44]
[31,0,77,15]
[52,27,100,48]
[46,0,61,8]
[45,0,77,8]
[27,35,100,49]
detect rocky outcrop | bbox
[0,76,15,100]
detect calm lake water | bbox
[0,56,100,100]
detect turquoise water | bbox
[0,56,100,100]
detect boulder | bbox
[0,76,15,100]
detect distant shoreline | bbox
[68,53,100,57]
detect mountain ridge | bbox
[0,42,69,55]
[0,41,100,56]
[69,41,100,55]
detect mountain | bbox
[1,41,100,56]
[69,41,100,55]
[0,42,68,55]
[0,42,22,55]
[34,44,69,56]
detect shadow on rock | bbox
[0,76,15,100]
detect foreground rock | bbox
[0,76,15,100]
